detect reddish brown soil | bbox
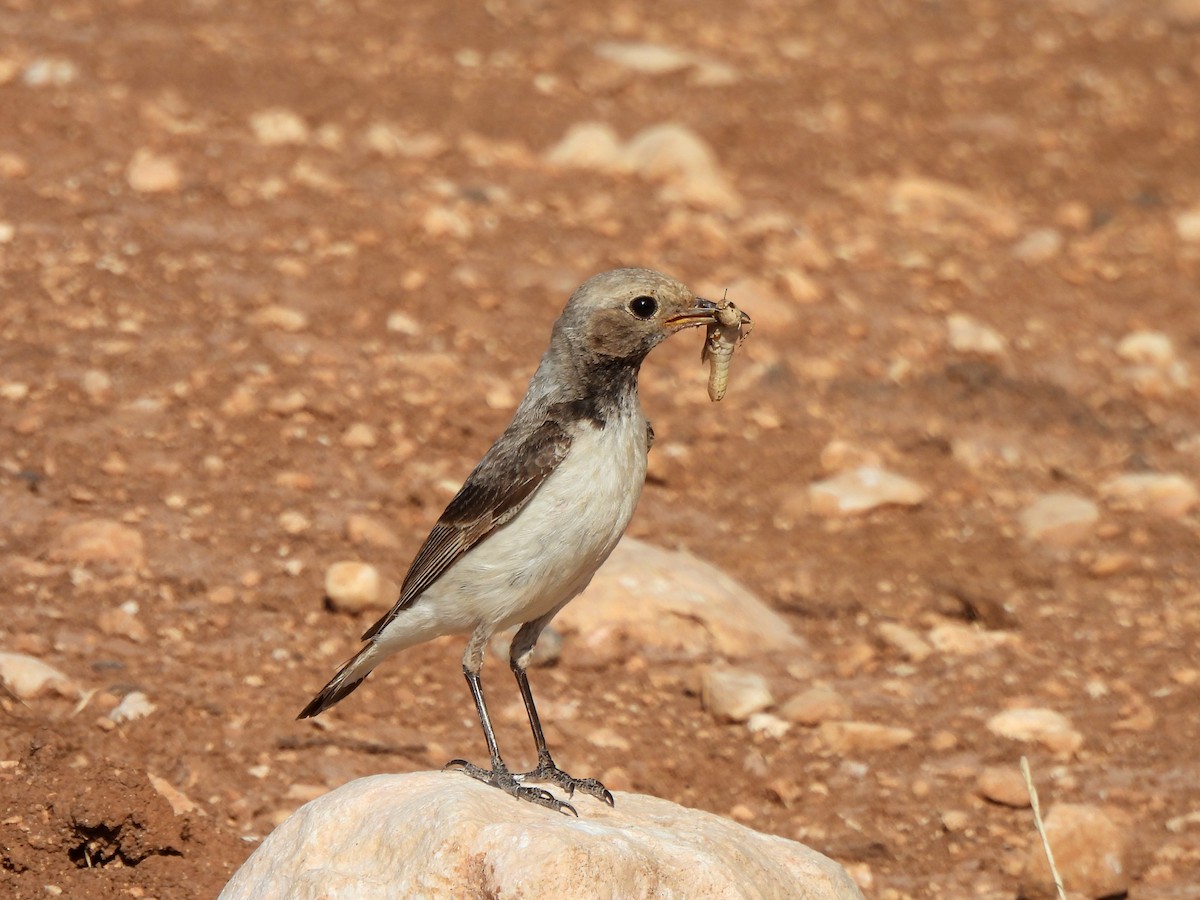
[2,1,1200,897]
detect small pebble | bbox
[701,667,773,722]
[779,686,850,725]
[324,561,391,614]
[986,707,1083,754]
[809,466,928,516]
[1018,493,1099,547]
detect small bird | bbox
[299,268,725,814]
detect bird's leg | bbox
[445,638,577,815]
[509,619,615,806]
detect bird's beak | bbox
[665,297,720,331]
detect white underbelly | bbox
[381,411,648,645]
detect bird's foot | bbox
[445,758,578,816]
[517,757,615,807]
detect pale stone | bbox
[876,622,932,662]
[925,623,1011,656]
[1100,472,1198,519]
[341,422,378,449]
[1020,803,1131,899]
[109,691,156,723]
[344,514,401,549]
[808,466,928,516]
[623,124,741,211]
[747,712,791,739]
[1176,208,1200,243]
[362,122,446,159]
[126,149,181,194]
[947,313,1007,356]
[50,519,145,572]
[556,537,806,660]
[1018,493,1099,547]
[0,652,77,701]
[248,305,309,332]
[1117,330,1176,368]
[1011,228,1063,262]
[324,562,390,614]
[219,773,863,899]
[278,511,311,535]
[544,122,625,170]
[976,765,1030,808]
[594,41,695,75]
[779,686,851,725]
[986,708,1083,754]
[818,721,914,753]
[249,108,310,146]
[702,667,773,722]
[148,772,198,816]
[888,176,1021,239]
[97,607,149,643]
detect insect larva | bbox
[701,299,752,402]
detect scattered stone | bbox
[818,440,881,474]
[818,721,915,753]
[126,149,182,194]
[1176,207,1200,243]
[248,305,309,332]
[702,668,774,722]
[986,708,1083,755]
[592,41,738,85]
[947,313,1007,356]
[1020,803,1131,900]
[1116,330,1190,395]
[1100,472,1198,519]
[888,176,1021,239]
[808,467,928,516]
[249,108,310,146]
[0,652,77,701]
[1018,493,1099,547]
[940,810,970,832]
[323,562,390,614]
[97,606,149,643]
[148,772,198,816]
[976,765,1030,808]
[1011,227,1063,263]
[22,57,79,87]
[278,510,311,535]
[345,514,402,550]
[877,622,932,662]
[218,773,864,899]
[779,686,851,726]
[81,368,113,402]
[556,537,807,661]
[926,622,1011,656]
[623,123,742,211]
[341,423,378,449]
[362,122,447,159]
[747,712,791,739]
[50,519,146,572]
[109,691,156,723]
[544,121,625,170]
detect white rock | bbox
[1116,330,1176,368]
[779,686,850,725]
[702,667,773,722]
[926,623,1010,656]
[324,562,392,614]
[362,122,446,159]
[622,123,742,211]
[747,712,791,739]
[1020,803,1131,899]
[219,773,863,899]
[986,708,1083,754]
[341,422,378,449]
[249,108,310,146]
[1011,227,1063,262]
[0,652,77,701]
[50,519,145,572]
[1018,492,1098,547]
[876,622,932,662]
[1175,207,1200,243]
[22,57,79,87]
[126,149,181,194]
[947,313,1007,357]
[1100,472,1198,519]
[594,41,696,75]
[556,537,806,660]
[818,721,914,753]
[248,305,309,332]
[976,765,1030,808]
[544,122,626,171]
[888,176,1020,239]
[109,691,156,723]
[808,466,928,516]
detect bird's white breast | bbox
[382,406,650,645]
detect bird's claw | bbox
[518,760,615,807]
[445,758,578,816]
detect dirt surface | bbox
[3,0,1200,897]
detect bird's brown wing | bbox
[360,417,573,641]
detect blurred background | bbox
[2,0,1199,896]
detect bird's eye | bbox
[629,296,658,319]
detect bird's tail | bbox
[297,642,383,719]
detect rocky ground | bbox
[3,0,1200,897]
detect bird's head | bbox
[554,267,719,363]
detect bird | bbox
[298,267,725,815]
